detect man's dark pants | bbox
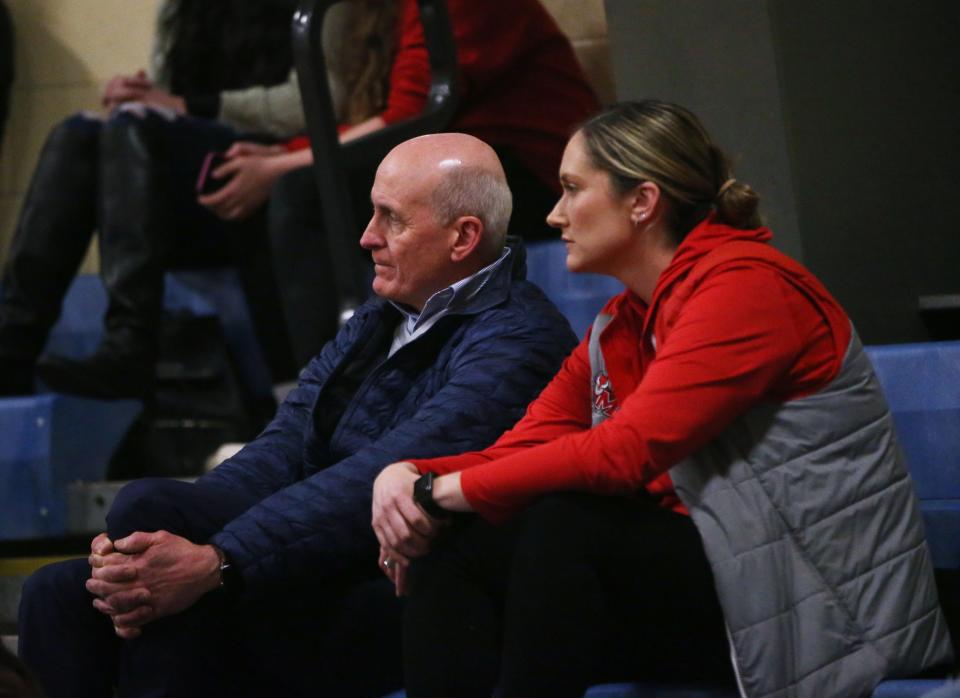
[18,478,403,698]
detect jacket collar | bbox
[368,237,524,325]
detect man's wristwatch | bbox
[212,545,241,596]
[413,471,450,519]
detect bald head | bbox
[361,134,513,309]
[379,133,513,257]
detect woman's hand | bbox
[379,544,410,596]
[373,464,474,595]
[372,462,442,559]
[198,143,304,221]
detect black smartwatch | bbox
[413,471,450,519]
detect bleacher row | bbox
[0,239,957,697]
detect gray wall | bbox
[604,0,960,343]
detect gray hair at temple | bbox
[430,165,513,255]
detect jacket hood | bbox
[657,214,773,293]
[650,213,773,308]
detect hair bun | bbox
[715,178,761,229]
[717,178,737,198]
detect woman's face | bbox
[547,131,637,277]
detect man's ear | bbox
[449,216,484,262]
[628,181,662,225]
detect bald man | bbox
[18,134,577,698]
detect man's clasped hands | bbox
[86,461,468,637]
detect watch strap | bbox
[413,471,450,519]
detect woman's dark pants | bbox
[403,492,734,698]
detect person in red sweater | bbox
[369,101,949,696]
[198,0,599,366]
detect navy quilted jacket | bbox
[201,248,577,598]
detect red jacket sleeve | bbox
[459,266,824,522]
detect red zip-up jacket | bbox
[412,216,852,522]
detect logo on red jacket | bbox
[592,372,616,419]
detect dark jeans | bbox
[403,492,734,698]
[18,478,403,698]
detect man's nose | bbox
[359,223,382,249]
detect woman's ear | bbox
[628,181,661,226]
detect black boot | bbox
[37,114,165,400]
[0,115,100,396]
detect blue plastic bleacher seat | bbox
[0,393,140,538]
[526,240,624,338]
[865,341,960,570]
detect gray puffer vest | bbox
[589,279,952,697]
[671,331,951,697]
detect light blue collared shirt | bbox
[388,247,512,357]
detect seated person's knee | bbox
[106,477,181,539]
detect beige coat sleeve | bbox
[217,69,305,138]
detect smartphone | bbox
[196,151,228,195]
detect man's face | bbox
[360,157,455,310]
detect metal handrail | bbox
[291,0,458,323]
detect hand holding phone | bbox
[196,152,228,196]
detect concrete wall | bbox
[603,0,802,261]
[769,0,960,343]
[542,0,616,105]
[604,0,960,343]
[0,0,160,272]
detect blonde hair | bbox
[579,101,762,242]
